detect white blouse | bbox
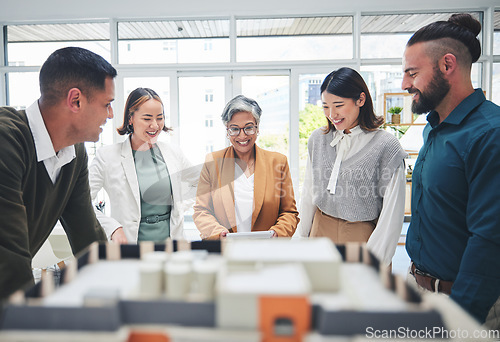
[234,163,255,233]
[294,126,406,266]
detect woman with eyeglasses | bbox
[294,67,407,266]
[193,95,299,239]
[89,87,199,243]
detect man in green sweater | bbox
[0,47,116,299]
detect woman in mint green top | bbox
[89,88,199,243]
[133,144,173,241]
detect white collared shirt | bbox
[25,101,76,184]
[234,163,254,233]
[327,125,365,194]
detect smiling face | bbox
[321,91,364,132]
[402,42,450,114]
[79,76,115,142]
[129,99,164,150]
[227,111,258,157]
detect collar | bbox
[330,125,363,147]
[427,89,485,128]
[25,100,75,163]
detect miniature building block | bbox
[259,295,310,342]
[83,288,120,307]
[106,242,121,261]
[216,264,310,330]
[139,262,164,297]
[223,238,342,292]
[165,262,192,300]
[128,331,170,342]
[139,241,155,258]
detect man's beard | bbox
[410,67,450,114]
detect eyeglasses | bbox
[227,125,258,136]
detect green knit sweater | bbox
[0,106,106,299]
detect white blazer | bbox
[89,138,200,242]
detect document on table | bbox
[226,231,274,239]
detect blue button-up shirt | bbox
[406,89,500,323]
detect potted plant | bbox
[388,106,403,124]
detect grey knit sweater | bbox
[308,128,407,222]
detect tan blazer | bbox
[193,145,299,239]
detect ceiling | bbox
[6,12,489,42]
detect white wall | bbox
[0,0,497,22]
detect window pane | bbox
[178,77,226,165]
[471,63,481,89]
[118,39,229,64]
[118,19,230,64]
[7,42,111,67]
[237,16,352,62]
[494,11,500,55]
[7,72,39,109]
[361,12,482,59]
[237,36,352,62]
[242,75,289,158]
[493,63,500,104]
[298,73,328,192]
[495,31,500,55]
[361,34,410,59]
[360,65,403,119]
[7,23,110,66]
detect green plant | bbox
[388,106,403,115]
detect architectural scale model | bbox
[0,238,492,341]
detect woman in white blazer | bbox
[89,88,199,243]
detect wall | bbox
[0,0,497,22]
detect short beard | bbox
[411,66,450,114]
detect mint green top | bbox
[133,144,172,241]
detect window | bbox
[360,65,404,119]
[118,19,230,64]
[360,12,482,58]
[6,72,39,109]
[241,75,290,157]
[494,11,500,55]
[205,91,214,102]
[178,76,226,165]
[237,16,353,62]
[493,63,500,105]
[298,73,329,189]
[6,23,111,66]
[205,118,214,127]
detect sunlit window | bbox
[6,23,110,66]
[237,16,353,62]
[493,63,500,104]
[494,11,500,55]
[242,75,290,158]
[118,20,230,64]
[361,12,482,58]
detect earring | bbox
[128,124,133,132]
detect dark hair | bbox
[39,47,117,107]
[407,13,481,65]
[117,87,172,135]
[320,67,383,133]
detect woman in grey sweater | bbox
[295,67,407,266]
